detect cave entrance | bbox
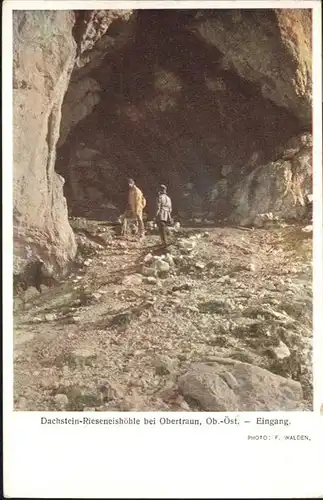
[55,9,304,225]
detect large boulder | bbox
[178,359,304,411]
[228,133,312,225]
[13,11,78,273]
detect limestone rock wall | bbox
[13,11,78,273]
[13,9,135,273]
[193,9,312,127]
[228,133,312,226]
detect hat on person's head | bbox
[160,184,167,193]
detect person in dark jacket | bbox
[156,184,172,246]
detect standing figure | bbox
[126,178,146,239]
[156,184,172,246]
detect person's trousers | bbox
[157,220,169,245]
[136,212,145,237]
[121,210,145,237]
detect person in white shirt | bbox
[156,184,172,246]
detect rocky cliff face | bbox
[193,9,312,127]
[13,11,77,273]
[13,9,312,272]
[13,9,135,273]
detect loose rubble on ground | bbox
[14,216,313,412]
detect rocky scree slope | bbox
[14,221,312,412]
